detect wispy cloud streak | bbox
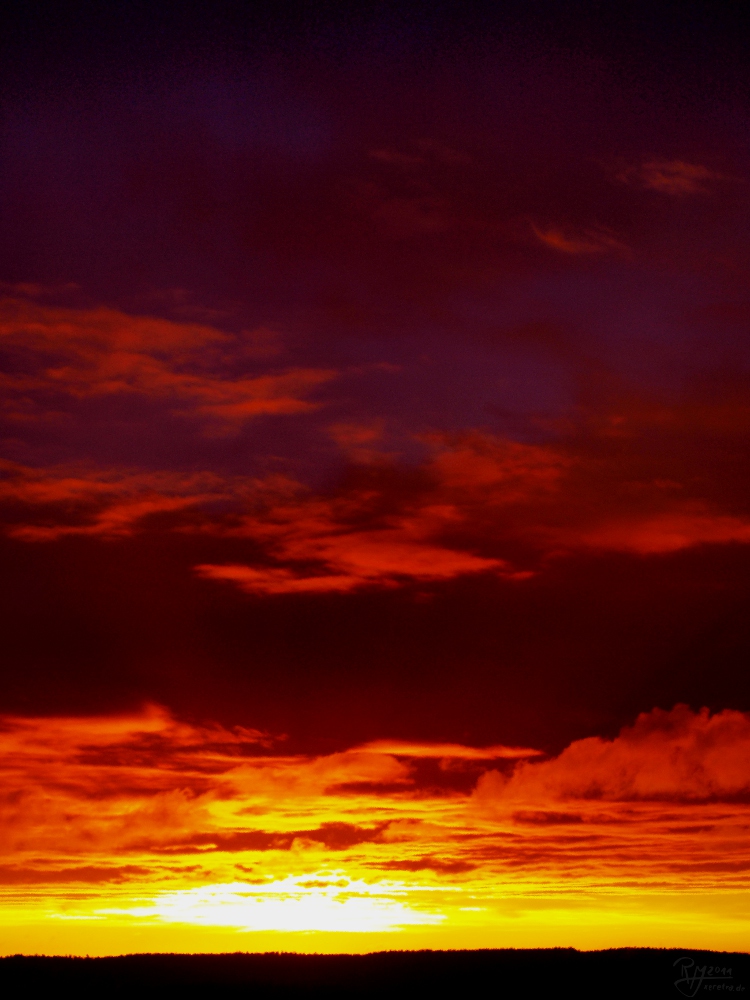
[0,298,335,432]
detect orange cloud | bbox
[355,740,542,760]
[6,703,750,866]
[1,705,750,951]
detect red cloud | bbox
[0,298,335,431]
[5,388,750,581]
[569,509,750,554]
[191,409,750,595]
[192,469,526,594]
[618,160,727,195]
[0,461,258,539]
[531,223,626,254]
[191,435,566,593]
[195,540,511,595]
[194,564,372,594]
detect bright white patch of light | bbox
[105,872,447,933]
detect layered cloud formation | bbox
[0,298,334,432]
[1,704,748,948]
[475,705,750,806]
[2,2,750,955]
[4,365,750,589]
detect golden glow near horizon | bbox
[107,875,448,932]
[4,0,750,966]
[1,703,750,955]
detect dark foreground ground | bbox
[1,948,748,998]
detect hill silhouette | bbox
[1,947,748,998]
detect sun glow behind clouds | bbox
[110,874,446,932]
[2,704,750,953]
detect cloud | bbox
[570,509,750,554]
[0,461,261,539]
[426,405,750,559]
[1,703,749,919]
[172,822,391,854]
[369,149,425,168]
[194,564,374,595]
[0,298,335,431]
[531,223,627,254]
[328,421,387,463]
[194,543,510,595]
[369,141,470,169]
[378,857,476,874]
[188,434,569,594]
[426,432,567,496]
[187,399,750,594]
[6,387,750,579]
[355,740,542,760]
[0,864,151,884]
[618,160,727,195]
[0,704,487,870]
[473,705,750,807]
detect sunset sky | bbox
[2,1,750,955]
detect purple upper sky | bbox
[2,1,750,754]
